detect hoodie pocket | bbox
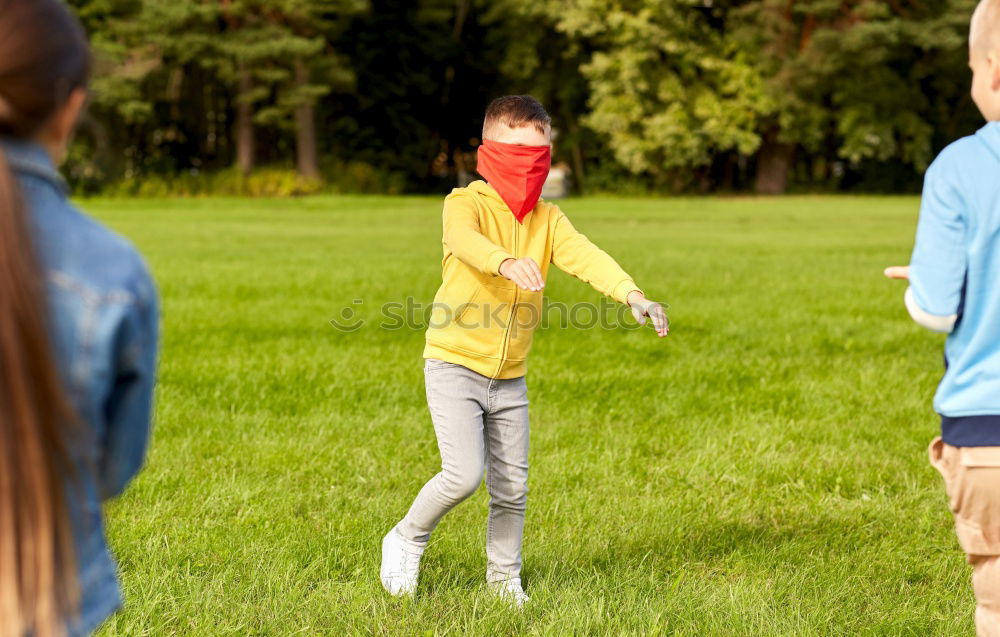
[453,288,482,326]
[427,282,513,359]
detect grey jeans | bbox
[397,358,530,583]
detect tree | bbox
[332,0,520,189]
[729,0,977,193]
[66,0,985,195]
[218,0,270,176]
[482,1,595,192]
[243,0,366,180]
[510,0,977,193]
[69,0,227,179]
[515,1,768,190]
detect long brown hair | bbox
[0,1,92,635]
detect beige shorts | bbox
[929,437,1000,559]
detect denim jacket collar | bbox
[0,138,69,195]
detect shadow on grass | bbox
[526,514,910,587]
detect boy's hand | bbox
[884,266,910,280]
[499,257,545,291]
[627,291,669,337]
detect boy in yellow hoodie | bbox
[380,96,668,605]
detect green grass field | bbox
[86,194,969,635]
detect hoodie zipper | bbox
[496,212,519,378]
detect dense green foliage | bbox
[89,193,971,633]
[66,1,984,194]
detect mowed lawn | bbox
[85,193,968,635]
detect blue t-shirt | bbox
[909,122,1000,446]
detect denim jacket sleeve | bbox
[99,269,159,500]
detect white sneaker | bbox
[489,578,529,608]
[380,526,425,597]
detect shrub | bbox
[83,161,406,198]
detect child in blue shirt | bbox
[886,1,1000,632]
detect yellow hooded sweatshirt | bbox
[423,180,641,379]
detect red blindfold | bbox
[476,139,551,223]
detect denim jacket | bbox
[2,139,159,635]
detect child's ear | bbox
[992,52,1000,91]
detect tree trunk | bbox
[720,154,736,191]
[754,128,795,195]
[294,58,320,180]
[235,64,254,176]
[697,166,713,194]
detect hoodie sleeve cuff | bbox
[904,286,957,333]
[485,249,516,277]
[612,280,642,305]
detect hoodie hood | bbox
[467,179,506,205]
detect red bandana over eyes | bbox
[476,139,551,223]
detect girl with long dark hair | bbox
[0,1,159,634]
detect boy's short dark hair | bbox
[482,95,551,140]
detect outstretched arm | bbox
[885,157,966,334]
[551,207,668,337]
[626,290,669,337]
[884,266,958,333]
